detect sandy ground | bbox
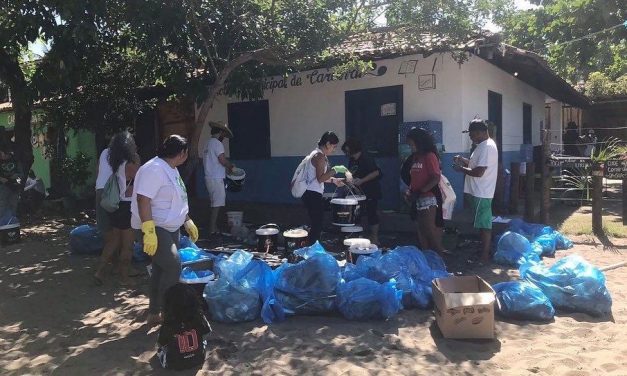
[0,217,626,376]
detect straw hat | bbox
[208,121,233,138]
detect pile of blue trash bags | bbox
[201,242,450,324]
[490,220,612,321]
[494,219,574,266]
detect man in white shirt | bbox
[453,119,499,263]
[203,121,235,235]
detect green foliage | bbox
[499,0,627,83]
[60,152,92,190]
[591,137,625,163]
[585,72,627,99]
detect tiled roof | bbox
[329,27,493,59]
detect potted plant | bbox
[59,152,92,211]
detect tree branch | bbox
[186,0,219,79]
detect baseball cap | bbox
[463,119,488,133]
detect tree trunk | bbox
[591,164,604,235]
[0,49,34,184]
[184,48,279,184]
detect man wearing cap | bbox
[203,121,235,236]
[453,119,499,263]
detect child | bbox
[157,283,212,370]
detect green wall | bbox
[0,109,97,195]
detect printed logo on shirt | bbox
[411,162,424,170]
[176,176,189,203]
[176,330,199,354]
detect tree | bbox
[0,0,106,181]
[3,0,512,187]
[498,0,627,84]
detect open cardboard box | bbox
[432,276,497,339]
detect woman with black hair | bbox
[404,128,445,254]
[302,131,344,244]
[94,131,140,286]
[131,135,200,326]
[341,139,382,244]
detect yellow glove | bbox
[184,219,199,242]
[141,220,158,256]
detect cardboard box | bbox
[432,276,496,339]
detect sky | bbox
[485,0,539,31]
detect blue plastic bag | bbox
[273,252,341,315]
[293,241,327,260]
[520,255,612,317]
[555,232,574,250]
[178,247,207,263]
[493,281,555,321]
[179,235,199,250]
[509,219,553,240]
[203,250,266,323]
[422,249,447,273]
[336,278,403,320]
[69,225,104,255]
[494,231,541,266]
[391,246,432,282]
[534,233,557,257]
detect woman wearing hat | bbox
[202,121,235,236]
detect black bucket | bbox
[256,224,280,254]
[225,168,246,193]
[283,228,309,255]
[330,198,358,226]
[0,223,20,245]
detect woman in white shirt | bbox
[131,135,199,326]
[301,131,344,244]
[94,132,140,286]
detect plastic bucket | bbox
[330,198,358,226]
[226,211,244,228]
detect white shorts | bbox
[205,178,226,207]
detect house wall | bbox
[196,53,548,211]
[0,109,98,195]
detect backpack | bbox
[438,174,457,220]
[290,154,313,198]
[157,327,206,370]
[100,174,120,213]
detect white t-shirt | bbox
[95,149,113,190]
[203,138,226,179]
[305,148,327,194]
[464,138,499,199]
[131,158,189,232]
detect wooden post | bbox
[525,162,536,222]
[540,128,551,223]
[591,163,604,234]
[510,162,520,214]
[623,179,627,226]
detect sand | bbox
[0,218,625,375]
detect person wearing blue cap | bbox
[454,119,499,263]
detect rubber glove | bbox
[184,219,199,242]
[141,220,158,256]
[332,165,348,174]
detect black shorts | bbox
[109,201,132,230]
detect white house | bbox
[196,30,588,211]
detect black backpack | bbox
[157,324,207,370]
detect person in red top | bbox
[405,128,445,255]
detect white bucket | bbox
[226,211,244,228]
